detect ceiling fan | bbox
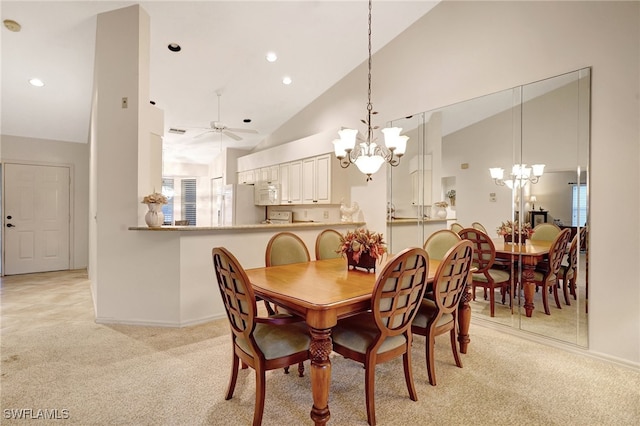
[193,93,258,141]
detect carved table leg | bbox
[522,264,536,317]
[309,327,332,425]
[458,284,472,354]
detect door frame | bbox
[1,160,75,276]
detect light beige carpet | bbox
[1,270,638,425]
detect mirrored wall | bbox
[387,68,590,346]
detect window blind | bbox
[182,178,197,226]
[572,184,587,227]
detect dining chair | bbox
[314,229,343,260]
[264,231,311,314]
[331,247,430,426]
[211,247,311,426]
[529,222,561,241]
[530,228,572,315]
[558,233,579,305]
[459,228,511,317]
[449,222,464,234]
[471,222,488,234]
[411,240,474,386]
[423,229,462,261]
[265,231,311,267]
[264,232,311,375]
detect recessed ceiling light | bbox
[168,43,181,52]
[3,19,21,32]
[266,52,277,62]
[282,76,292,85]
[29,78,44,87]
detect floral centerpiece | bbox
[141,192,168,228]
[496,220,534,243]
[338,228,387,272]
[434,201,449,208]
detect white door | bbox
[4,163,70,275]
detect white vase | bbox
[144,203,164,228]
[436,207,447,219]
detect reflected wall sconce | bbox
[332,0,408,181]
[489,164,545,188]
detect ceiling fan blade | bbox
[226,128,258,134]
[223,130,243,141]
[194,130,214,139]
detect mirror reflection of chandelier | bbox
[489,164,545,188]
[332,0,408,181]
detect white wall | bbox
[1,135,90,269]
[255,1,640,365]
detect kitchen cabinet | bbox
[302,154,345,204]
[411,170,432,206]
[280,161,302,204]
[257,165,279,184]
[238,169,256,185]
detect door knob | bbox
[6,223,15,228]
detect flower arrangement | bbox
[496,220,534,237]
[141,192,168,205]
[338,228,387,263]
[434,201,449,208]
[446,190,456,199]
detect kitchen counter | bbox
[118,221,367,327]
[386,217,451,224]
[128,221,365,231]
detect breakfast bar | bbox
[122,222,365,327]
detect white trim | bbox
[94,313,226,328]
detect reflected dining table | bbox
[492,238,553,317]
[245,256,473,425]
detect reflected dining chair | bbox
[530,228,572,315]
[450,222,464,234]
[471,222,488,234]
[423,229,462,261]
[459,228,511,317]
[530,222,561,241]
[331,247,429,426]
[314,229,343,260]
[212,247,311,426]
[558,233,579,305]
[411,240,474,386]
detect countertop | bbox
[129,221,366,231]
[386,217,452,224]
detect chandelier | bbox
[489,164,545,189]
[332,0,408,181]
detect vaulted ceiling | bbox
[1,1,439,164]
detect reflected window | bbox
[572,184,587,227]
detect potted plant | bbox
[446,189,456,206]
[496,220,534,244]
[141,191,168,228]
[338,228,387,272]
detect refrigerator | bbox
[214,183,265,226]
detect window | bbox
[161,178,174,225]
[182,178,197,226]
[572,184,587,227]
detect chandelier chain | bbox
[366,0,373,142]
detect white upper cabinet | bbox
[302,154,345,205]
[280,160,302,204]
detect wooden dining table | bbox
[492,238,553,317]
[245,256,473,426]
